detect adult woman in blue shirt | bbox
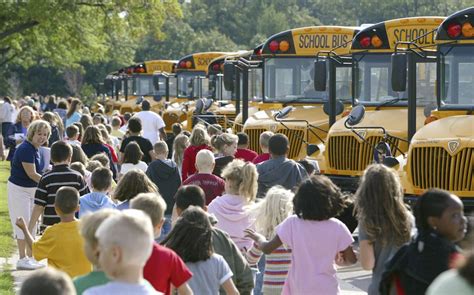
[7,119,50,270]
[65,98,82,127]
[6,106,35,161]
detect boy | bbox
[111,116,125,140]
[131,193,193,295]
[20,268,76,295]
[182,149,225,204]
[74,209,120,295]
[120,117,155,164]
[146,141,181,237]
[79,167,115,217]
[252,131,274,164]
[29,141,90,232]
[174,185,254,295]
[65,125,81,146]
[83,210,159,294]
[234,132,258,162]
[16,187,92,277]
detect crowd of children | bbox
[3,96,472,295]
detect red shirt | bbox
[181,144,212,181]
[104,143,119,163]
[252,153,270,164]
[235,148,258,162]
[143,242,193,295]
[182,173,225,204]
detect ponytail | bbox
[221,159,258,203]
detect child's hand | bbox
[244,229,266,248]
[335,251,345,265]
[16,217,27,230]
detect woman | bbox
[81,126,117,179]
[181,125,212,181]
[65,98,82,127]
[7,120,51,270]
[211,133,238,177]
[6,106,35,161]
[1,96,15,142]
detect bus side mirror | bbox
[153,74,160,91]
[391,53,407,92]
[346,105,365,126]
[223,62,235,92]
[323,100,345,116]
[314,60,327,91]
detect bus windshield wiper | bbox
[375,98,408,110]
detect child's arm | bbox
[358,240,375,270]
[176,282,193,295]
[244,229,282,255]
[221,278,239,295]
[335,245,357,266]
[16,217,35,249]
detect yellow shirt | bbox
[33,220,92,278]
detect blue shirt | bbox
[9,140,41,187]
[66,112,81,127]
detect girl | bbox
[246,186,294,295]
[80,114,93,131]
[65,98,82,127]
[354,164,413,295]
[173,133,189,178]
[163,206,239,295]
[211,133,238,177]
[208,159,258,251]
[42,112,63,146]
[120,141,148,177]
[384,189,467,294]
[114,169,158,210]
[245,175,357,295]
[181,125,211,181]
[81,126,117,179]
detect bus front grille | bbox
[327,135,399,171]
[410,147,473,191]
[216,113,236,129]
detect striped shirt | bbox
[34,164,89,229]
[246,243,292,295]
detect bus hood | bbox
[412,115,474,141]
[245,105,330,128]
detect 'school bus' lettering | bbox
[393,28,435,45]
[197,57,216,66]
[298,34,350,49]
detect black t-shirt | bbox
[120,135,153,164]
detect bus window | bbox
[440,45,474,105]
[416,62,437,106]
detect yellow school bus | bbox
[318,16,444,192]
[396,8,474,203]
[119,60,177,113]
[161,52,235,133]
[242,26,358,159]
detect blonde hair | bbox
[196,149,215,171]
[95,209,154,267]
[354,164,411,246]
[79,209,120,247]
[211,133,238,153]
[130,193,167,227]
[189,125,210,146]
[153,141,168,155]
[26,120,51,142]
[254,186,294,238]
[173,134,189,166]
[16,106,35,124]
[260,131,274,148]
[221,159,258,203]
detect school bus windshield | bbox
[177,72,205,98]
[264,57,351,103]
[132,76,156,96]
[440,45,474,106]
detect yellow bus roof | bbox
[261,26,359,56]
[351,16,445,52]
[436,7,474,44]
[207,50,254,74]
[143,60,177,73]
[175,52,236,73]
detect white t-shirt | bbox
[133,111,165,145]
[185,253,233,295]
[120,161,148,175]
[84,281,162,295]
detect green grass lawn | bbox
[0,161,15,295]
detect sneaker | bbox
[16,257,45,270]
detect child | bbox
[83,210,158,294]
[79,167,115,217]
[74,209,120,294]
[173,134,189,178]
[146,141,181,237]
[234,132,258,163]
[207,124,223,137]
[120,141,148,176]
[252,131,274,164]
[20,267,76,295]
[208,159,258,251]
[70,161,87,178]
[163,207,239,295]
[114,169,158,210]
[182,149,225,205]
[245,175,357,295]
[130,193,193,295]
[165,123,183,159]
[211,133,238,177]
[16,187,93,277]
[29,141,90,232]
[245,186,294,295]
[181,125,212,181]
[65,124,81,146]
[380,189,467,295]
[110,116,125,139]
[174,185,254,295]
[354,164,413,295]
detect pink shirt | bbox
[276,215,353,295]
